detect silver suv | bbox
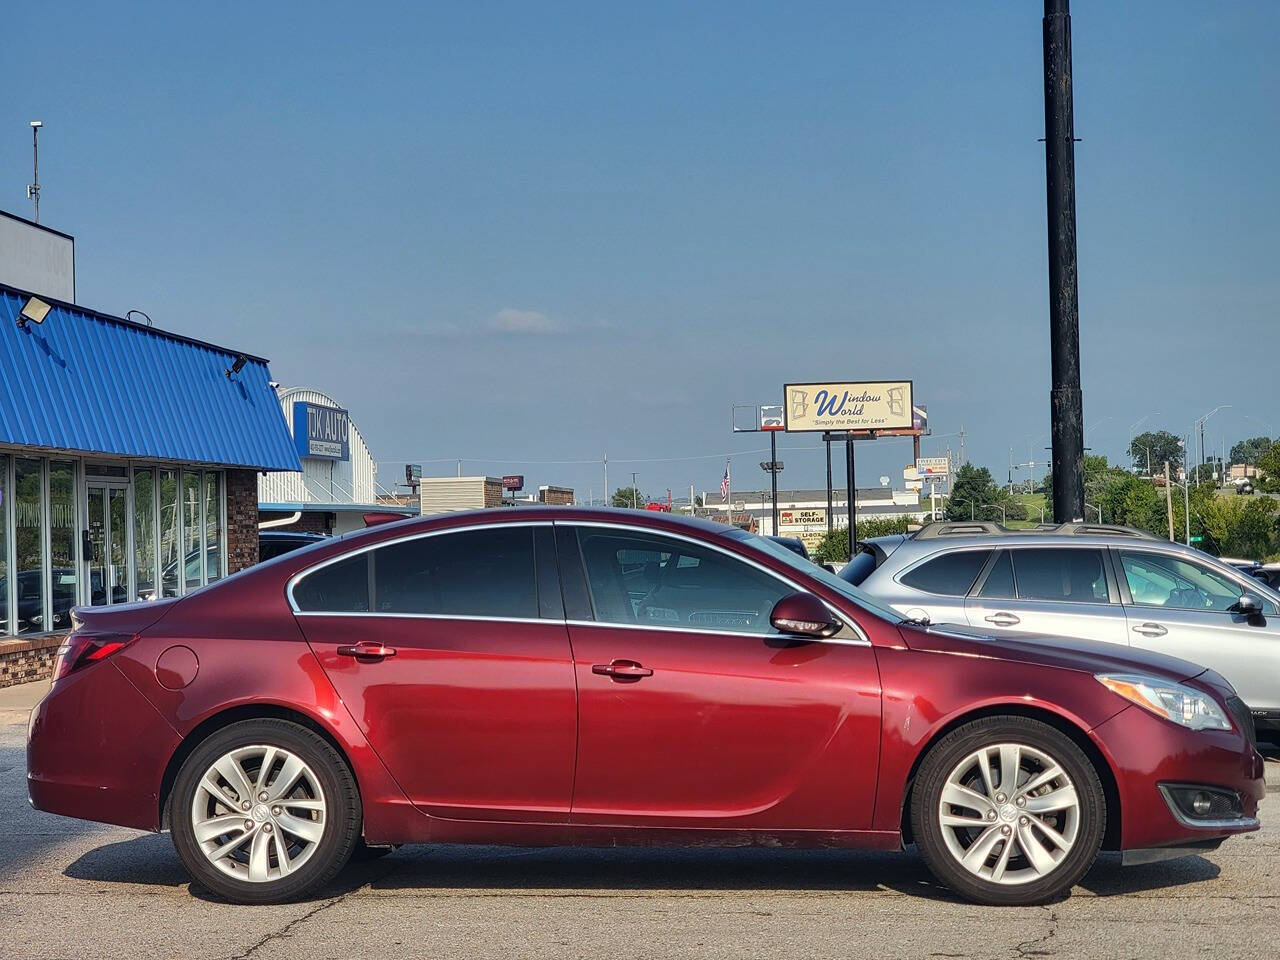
[843,521,1280,731]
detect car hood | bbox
[897,621,1206,684]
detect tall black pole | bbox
[769,431,779,534]
[845,436,857,558]
[825,439,833,534]
[1044,0,1085,523]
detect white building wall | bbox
[259,386,378,504]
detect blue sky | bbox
[4,1,1277,502]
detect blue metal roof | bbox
[0,284,302,471]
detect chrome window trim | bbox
[564,520,869,645]
[285,520,554,614]
[294,611,549,625]
[563,618,872,647]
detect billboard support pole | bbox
[770,431,779,534]
[845,435,856,558]
[825,439,833,535]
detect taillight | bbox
[52,632,138,682]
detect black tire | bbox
[169,719,362,904]
[910,716,1105,906]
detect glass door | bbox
[86,482,129,606]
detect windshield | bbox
[727,529,903,623]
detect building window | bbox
[49,462,77,632]
[134,468,156,601]
[0,455,8,635]
[182,472,203,593]
[160,469,180,598]
[204,472,222,583]
[15,458,45,635]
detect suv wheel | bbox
[170,719,361,904]
[911,716,1105,905]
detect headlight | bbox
[1096,674,1231,731]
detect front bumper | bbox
[1092,701,1264,853]
[27,660,180,832]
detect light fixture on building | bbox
[225,354,248,378]
[17,296,52,329]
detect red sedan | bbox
[28,509,1263,906]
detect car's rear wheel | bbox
[910,716,1105,906]
[170,719,361,904]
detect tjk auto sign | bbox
[783,381,914,433]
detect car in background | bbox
[260,530,327,563]
[843,521,1280,735]
[28,508,1263,907]
[766,535,810,560]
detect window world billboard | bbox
[783,381,914,432]
[292,402,350,461]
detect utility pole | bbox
[28,121,42,223]
[959,425,966,467]
[1164,461,1174,540]
[1043,0,1086,523]
[770,432,779,534]
[630,472,639,509]
[1183,436,1191,545]
[825,438,833,535]
[603,453,608,507]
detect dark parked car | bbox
[29,508,1263,907]
[765,535,810,560]
[259,530,327,563]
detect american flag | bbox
[720,462,730,500]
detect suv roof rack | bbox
[913,521,1009,539]
[912,520,1162,541]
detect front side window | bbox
[1010,548,1109,603]
[576,528,790,633]
[1119,551,1246,612]
[900,550,992,596]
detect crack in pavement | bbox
[226,861,403,960]
[1012,906,1058,958]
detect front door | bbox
[295,524,577,822]
[1115,547,1280,714]
[85,482,128,606]
[562,524,882,833]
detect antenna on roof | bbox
[27,121,43,223]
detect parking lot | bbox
[1,687,1276,960]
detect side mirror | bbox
[770,592,842,639]
[1234,594,1264,618]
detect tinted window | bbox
[1119,551,1245,612]
[840,547,878,586]
[977,550,1016,599]
[293,553,371,612]
[577,529,790,633]
[900,550,992,596]
[1011,549,1109,603]
[373,528,538,618]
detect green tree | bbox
[812,516,914,564]
[1257,442,1280,494]
[944,464,1026,523]
[1230,436,1273,466]
[1128,430,1183,475]
[611,486,645,508]
[1199,496,1280,560]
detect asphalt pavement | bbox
[3,684,1279,960]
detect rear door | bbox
[294,523,577,822]
[561,523,881,832]
[1115,548,1280,714]
[964,546,1127,645]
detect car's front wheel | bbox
[911,716,1105,906]
[169,719,362,904]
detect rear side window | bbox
[293,527,539,618]
[900,550,992,596]
[1011,548,1109,602]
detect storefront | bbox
[0,281,300,678]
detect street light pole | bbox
[1043,0,1085,523]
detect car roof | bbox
[872,522,1210,561]
[260,530,327,541]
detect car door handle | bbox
[591,659,654,681]
[1132,622,1167,638]
[336,641,397,661]
[984,613,1021,626]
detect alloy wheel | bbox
[936,742,1080,886]
[190,744,328,883]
